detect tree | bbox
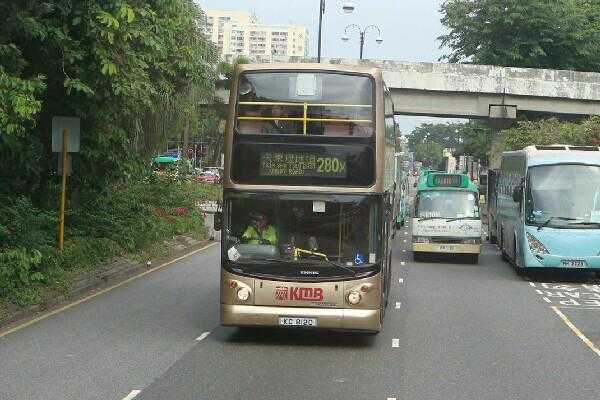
[439,0,600,72]
[0,0,218,200]
[502,117,600,151]
[408,121,490,166]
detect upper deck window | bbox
[236,72,374,137]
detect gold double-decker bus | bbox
[215,63,397,333]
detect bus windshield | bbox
[526,164,600,227]
[416,190,479,219]
[224,194,380,271]
[236,72,374,136]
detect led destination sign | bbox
[259,152,347,178]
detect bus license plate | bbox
[438,245,455,252]
[279,317,317,327]
[561,260,587,268]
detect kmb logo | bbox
[275,286,324,301]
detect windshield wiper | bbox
[445,216,479,223]
[537,216,579,231]
[239,258,357,276]
[567,221,600,228]
[418,217,448,222]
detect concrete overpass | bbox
[216,57,600,128]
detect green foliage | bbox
[0,0,218,200]
[502,117,600,151]
[0,175,216,307]
[408,121,490,166]
[0,248,44,304]
[439,0,600,72]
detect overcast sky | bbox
[196,0,458,133]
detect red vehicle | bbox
[197,170,220,184]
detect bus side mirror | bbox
[479,195,486,205]
[213,211,223,231]
[512,186,523,203]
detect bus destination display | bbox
[259,151,347,178]
[433,174,463,187]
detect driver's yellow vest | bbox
[242,225,278,245]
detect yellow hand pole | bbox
[59,128,68,251]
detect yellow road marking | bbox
[0,242,218,339]
[551,306,600,358]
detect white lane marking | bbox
[543,297,551,303]
[122,390,142,400]
[402,249,407,253]
[400,261,406,266]
[398,278,404,284]
[403,240,407,243]
[395,302,402,309]
[404,232,408,235]
[551,306,600,357]
[529,282,536,287]
[195,331,211,341]
[392,338,400,348]
[387,398,397,400]
[0,242,218,339]
[535,289,543,295]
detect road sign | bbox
[52,117,80,153]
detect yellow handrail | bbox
[237,116,372,123]
[239,101,372,108]
[293,247,329,261]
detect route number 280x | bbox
[316,157,346,174]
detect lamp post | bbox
[317,1,355,63]
[341,24,383,60]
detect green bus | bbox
[412,173,482,263]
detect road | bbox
[1,230,600,400]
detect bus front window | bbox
[236,72,374,136]
[224,195,380,270]
[526,164,600,227]
[416,191,479,219]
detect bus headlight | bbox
[413,236,430,243]
[237,287,251,301]
[347,290,362,305]
[526,232,549,254]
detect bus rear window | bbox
[236,72,374,136]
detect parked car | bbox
[152,149,181,169]
[197,170,220,184]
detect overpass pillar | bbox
[488,105,517,169]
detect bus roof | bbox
[504,145,600,167]
[237,63,380,76]
[416,172,478,193]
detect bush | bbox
[0,174,215,307]
[503,117,600,151]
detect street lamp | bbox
[341,24,383,60]
[318,0,355,63]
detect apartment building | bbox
[204,10,309,62]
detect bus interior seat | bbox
[238,120,265,134]
[324,123,351,136]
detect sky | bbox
[196,0,457,134]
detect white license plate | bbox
[278,317,317,327]
[561,260,587,268]
[438,245,456,252]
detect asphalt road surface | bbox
[2,231,600,400]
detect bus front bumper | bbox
[412,243,481,254]
[221,304,380,332]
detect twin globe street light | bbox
[341,24,383,60]
[317,1,383,61]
